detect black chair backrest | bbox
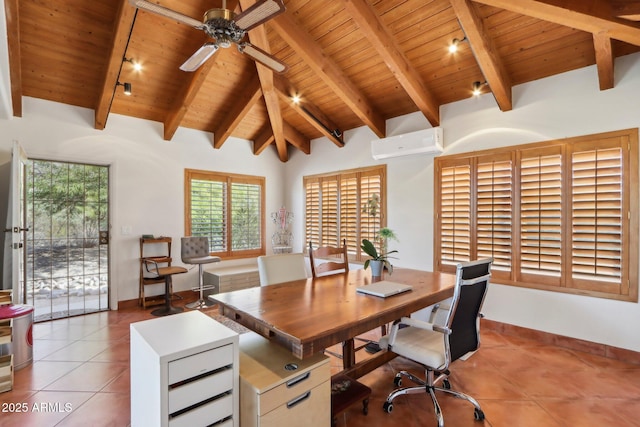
[448,258,492,362]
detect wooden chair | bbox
[309,239,381,364]
[308,239,349,278]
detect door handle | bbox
[13,227,29,233]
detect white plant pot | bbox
[370,260,383,277]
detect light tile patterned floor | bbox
[1,301,639,427]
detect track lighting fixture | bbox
[472,81,487,97]
[123,57,142,71]
[448,36,467,53]
[117,82,132,96]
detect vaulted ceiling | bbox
[5,0,640,161]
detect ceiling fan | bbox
[129,0,288,73]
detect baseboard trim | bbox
[482,319,640,366]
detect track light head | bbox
[448,36,467,53]
[117,81,132,96]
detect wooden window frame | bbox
[185,169,265,260]
[304,165,387,261]
[434,129,639,302]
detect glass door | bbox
[25,159,110,321]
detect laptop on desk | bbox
[356,280,413,298]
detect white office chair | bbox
[181,236,221,309]
[379,258,493,426]
[257,253,308,286]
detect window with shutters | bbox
[434,129,638,301]
[185,169,265,259]
[304,165,386,261]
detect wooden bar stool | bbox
[143,260,187,316]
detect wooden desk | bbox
[210,268,456,379]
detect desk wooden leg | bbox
[342,338,356,369]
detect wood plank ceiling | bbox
[5,0,640,162]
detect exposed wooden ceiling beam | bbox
[270,12,386,138]
[471,0,640,46]
[94,0,137,130]
[240,0,287,162]
[253,125,275,155]
[4,0,21,117]
[283,121,310,154]
[164,51,218,141]
[211,74,263,149]
[451,0,512,111]
[273,75,344,148]
[343,0,440,126]
[593,32,615,90]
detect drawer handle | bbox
[286,391,311,409]
[286,371,310,388]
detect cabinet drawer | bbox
[0,354,13,393]
[168,393,233,427]
[0,325,11,345]
[259,362,330,416]
[169,367,234,414]
[260,380,330,427]
[168,344,233,385]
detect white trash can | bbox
[0,304,34,370]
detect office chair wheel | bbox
[383,401,393,413]
[474,408,485,421]
[442,379,451,389]
[393,376,402,387]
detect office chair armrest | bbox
[387,317,451,346]
[143,259,160,276]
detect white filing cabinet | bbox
[239,333,330,427]
[130,311,239,427]
[204,265,260,294]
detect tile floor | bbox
[1,301,640,427]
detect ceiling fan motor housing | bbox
[203,9,245,48]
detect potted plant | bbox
[361,227,398,277]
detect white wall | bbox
[0,97,286,307]
[285,52,640,352]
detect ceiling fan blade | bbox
[239,43,288,74]
[129,0,204,29]
[234,0,285,31]
[179,43,219,72]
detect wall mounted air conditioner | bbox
[371,127,443,160]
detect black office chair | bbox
[379,258,493,427]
